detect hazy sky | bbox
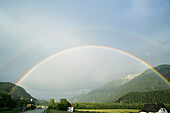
[0,0,170,100]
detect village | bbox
[45,98,170,113]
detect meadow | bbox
[76,109,139,113]
[47,109,140,113]
[0,109,23,113]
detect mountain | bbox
[70,74,140,102]
[71,80,122,102]
[121,73,141,85]
[117,89,170,104]
[71,64,170,102]
[0,82,37,101]
[110,64,170,101]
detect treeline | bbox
[48,98,170,110]
[48,99,144,109]
[0,92,35,110]
[35,100,49,106]
[117,89,170,104]
[48,98,70,111]
[0,92,17,109]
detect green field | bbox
[48,109,140,113]
[0,109,24,113]
[76,109,139,113]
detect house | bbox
[26,101,36,109]
[140,104,169,113]
[67,103,73,112]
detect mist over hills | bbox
[70,64,170,103]
[0,64,169,103]
[71,79,122,103]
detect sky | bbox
[0,0,170,100]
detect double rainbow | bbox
[9,45,170,95]
[1,28,170,72]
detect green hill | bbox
[0,82,37,101]
[71,64,170,102]
[71,80,122,102]
[117,89,170,104]
[109,64,170,101]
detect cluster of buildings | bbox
[138,104,169,113]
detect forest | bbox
[116,89,170,104]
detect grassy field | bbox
[48,109,140,113]
[76,109,140,113]
[0,109,23,113]
[49,109,69,113]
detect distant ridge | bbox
[71,64,170,102]
[71,79,122,102]
[0,82,37,101]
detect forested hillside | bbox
[0,82,37,101]
[117,89,170,104]
[71,64,170,102]
[110,64,170,101]
[71,80,122,102]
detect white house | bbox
[140,104,169,113]
[158,108,168,113]
[67,103,73,112]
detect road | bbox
[19,108,46,113]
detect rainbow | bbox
[1,27,170,72]
[8,45,170,95]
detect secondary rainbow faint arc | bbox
[2,28,170,72]
[1,27,170,72]
[9,45,170,95]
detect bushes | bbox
[0,92,17,109]
[48,98,170,110]
[0,92,38,111]
[48,98,70,111]
[17,99,27,109]
[46,108,52,113]
[58,98,69,110]
[58,102,69,111]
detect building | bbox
[26,101,36,109]
[67,103,73,112]
[140,104,168,113]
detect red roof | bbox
[68,103,73,107]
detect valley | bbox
[0,64,170,113]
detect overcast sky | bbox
[0,0,170,100]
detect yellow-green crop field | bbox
[76,109,140,113]
[49,109,140,113]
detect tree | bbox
[58,98,69,111]
[49,98,55,105]
[48,98,55,109]
[60,98,67,103]
[17,99,27,109]
[0,92,17,109]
